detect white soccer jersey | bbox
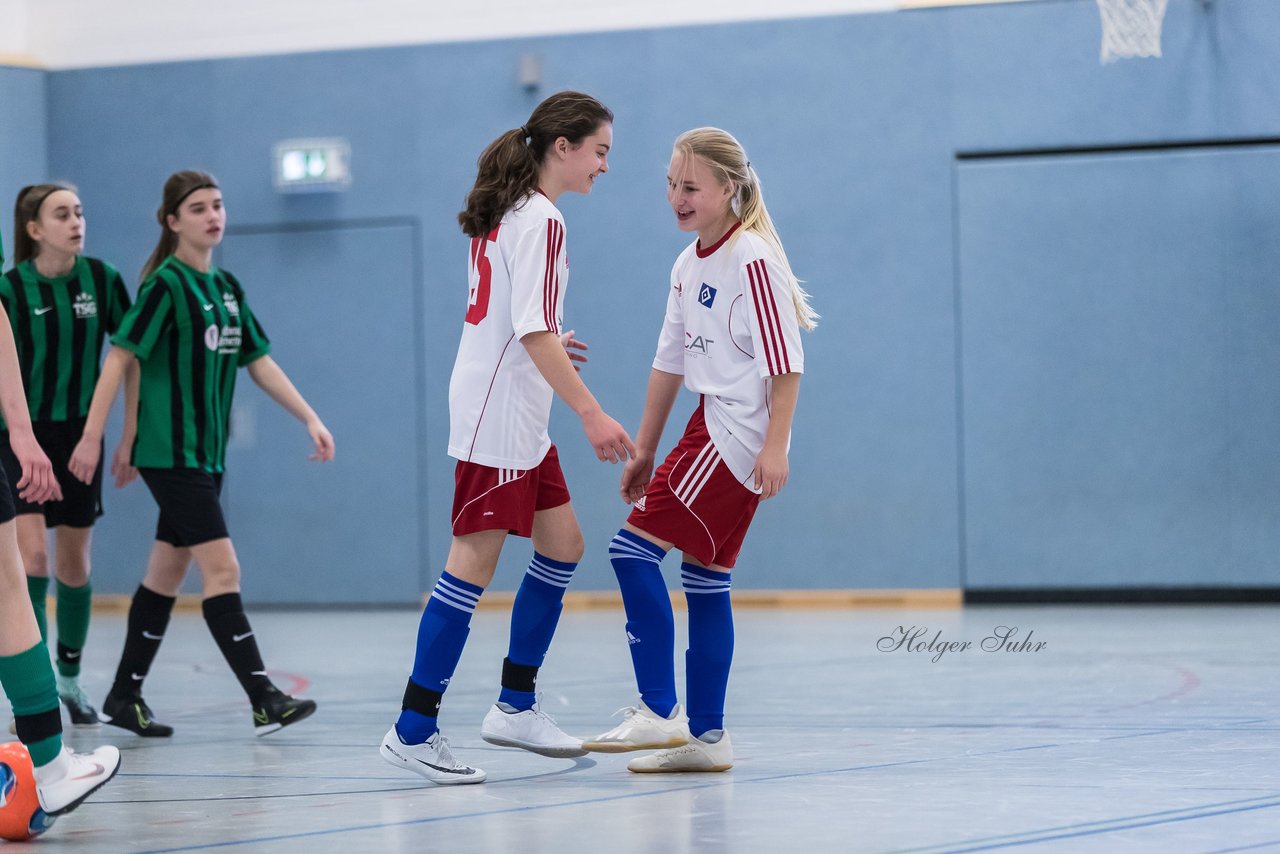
[448,192,567,469]
[653,223,805,489]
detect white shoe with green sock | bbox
[0,641,120,815]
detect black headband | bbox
[169,182,219,215]
[24,186,64,219]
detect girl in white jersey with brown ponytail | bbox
[583,128,816,772]
[380,91,636,785]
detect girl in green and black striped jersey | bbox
[68,171,335,738]
[0,249,121,820]
[1,184,140,729]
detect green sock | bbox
[26,575,49,642]
[0,642,62,766]
[55,580,93,678]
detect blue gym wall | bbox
[1,0,1275,601]
[0,66,47,262]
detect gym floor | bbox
[10,603,1279,852]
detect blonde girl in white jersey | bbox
[584,127,816,772]
[380,91,636,785]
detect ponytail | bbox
[673,128,818,331]
[141,170,219,282]
[12,183,75,265]
[458,91,613,237]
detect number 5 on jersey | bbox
[466,226,499,325]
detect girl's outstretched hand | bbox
[13,431,63,502]
[751,445,789,499]
[110,439,138,488]
[619,452,654,504]
[307,417,335,461]
[560,329,588,372]
[67,434,101,486]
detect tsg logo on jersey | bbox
[698,283,717,308]
[73,292,98,319]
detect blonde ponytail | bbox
[673,128,818,331]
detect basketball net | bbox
[1096,0,1170,63]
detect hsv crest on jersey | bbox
[698,283,717,308]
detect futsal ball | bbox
[0,742,57,840]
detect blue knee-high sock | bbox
[500,552,577,711]
[683,564,733,738]
[396,571,483,744]
[609,530,676,719]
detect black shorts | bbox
[0,455,14,526]
[0,419,104,528]
[138,468,229,548]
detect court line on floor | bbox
[887,794,1280,853]
[1202,840,1280,854]
[102,759,600,806]
[132,739,1116,852]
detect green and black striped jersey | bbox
[0,256,131,426]
[112,256,270,473]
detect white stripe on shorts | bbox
[674,441,719,506]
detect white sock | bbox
[31,747,70,784]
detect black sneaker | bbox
[253,687,317,736]
[102,692,174,737]
[59,684,103,728]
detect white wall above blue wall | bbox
[26,0,906,69]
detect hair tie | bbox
[520,125,531,144]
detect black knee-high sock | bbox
[202,593,272,704]
[111,585,176,698]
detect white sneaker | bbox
[481,701,587,758]
[33,745,122,815]
[581,701,690,753]
[379,727,486,785]
[627,730,734,773]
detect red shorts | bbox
[452,444,571,537]
[627,404,760,568]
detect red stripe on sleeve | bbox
[747,262,780,375]
[756,260,791,373]
[543,219,555,332]
[550,221,564,334]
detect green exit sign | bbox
[273,138,351,192]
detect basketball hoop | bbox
[1096,0,1170,63]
